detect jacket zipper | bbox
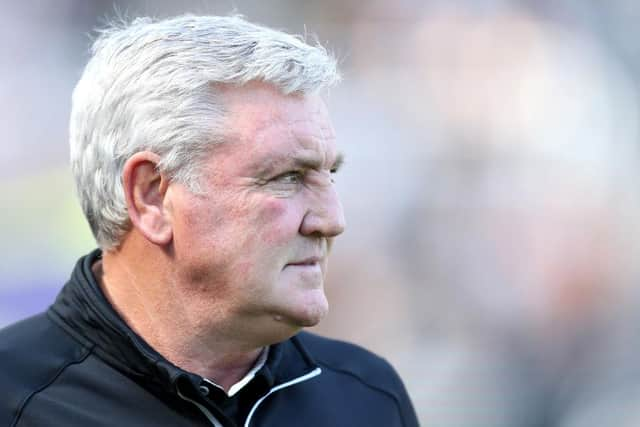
[177,387,225,427]
[177,367,322,427]
[244,367,322,427]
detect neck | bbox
[94,235,263,391]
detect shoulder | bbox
[294,332,419,426]
[295,331,407,399]
[0,312,92,426]
[0,311,90,365]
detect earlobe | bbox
[122,151,173,246]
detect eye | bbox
[329,167,339,183]
[273,170,303,185]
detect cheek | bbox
[258,198,300,246]
[174,197,250,280]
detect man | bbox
[0,14,418,427]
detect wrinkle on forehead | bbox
[219,82,331,140]
[209,83,339,179]
[287,132,338,170]
[250,113,338,175]
[254,103,333,153]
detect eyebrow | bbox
[290,151,344,171]
[259,151,345,176]
[331,152,345,172]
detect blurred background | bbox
[4,1,640,425]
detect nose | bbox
[299,183,346,238]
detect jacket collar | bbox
[48,249,319,396]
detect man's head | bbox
[69,15,345,338]
[69,14,340,249]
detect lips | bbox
[287,256,322,267]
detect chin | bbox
[295,312,325,328]
[276,293,329,329]
[259,306,327,346]
[292,296,329,327]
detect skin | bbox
[95,82,345,391]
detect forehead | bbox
[216,83,338,167]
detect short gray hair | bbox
[69,14,340,250]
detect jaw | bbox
[278,286,329,328]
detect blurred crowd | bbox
[4,1,640,425]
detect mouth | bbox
[286,256,323,268]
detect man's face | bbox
[167,83,345,339]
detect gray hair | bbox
[69,14,340,250]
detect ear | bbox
[122,151,173,246]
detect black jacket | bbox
[0,251,419,426]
